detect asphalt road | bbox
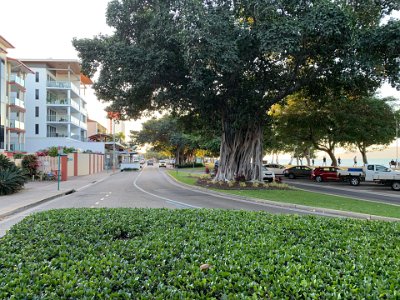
[1,166,352,237]
[282,177,400,205]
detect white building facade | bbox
[21,59,104,153]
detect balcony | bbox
[47,80,80,96]
[47,115,70,122]
[9,74,25,87]
[9,96,26,109]
[9,119,25,132]
[47,98,69,105]
[71,115,80,126]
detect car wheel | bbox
[315,176,323,183]
[288,173,295,179]
[268,179,273,182]
[391,181,400,191]
[349,176,360,186]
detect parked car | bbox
[262,166,275,182]
[283,165,313,179]
[159,160,167,167]
[263,164,286,175]
[311,167,341,182]
[147,160,154,166]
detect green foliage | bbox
[74,0,400,180]
[175,163,204,169]
[0,155,26,195]
[0,167,27,195]
[12,153,24,159]
[1,209,399,298]
[21,154,39,177]
[0,154,15,169]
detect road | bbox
[1,166,350,237]
[283,178,400,206]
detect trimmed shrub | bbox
[1,209,399,298]
[175,162,204,168]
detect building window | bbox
[35,107,39,117]
[35,72,39,82]
[35,124,39,135]
[35,89,39,100]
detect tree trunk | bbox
[326,150,337,167]
[214,120,263,182]
[358,143,368,165]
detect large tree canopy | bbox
[73,0,400,181]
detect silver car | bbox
[262,166,275,182]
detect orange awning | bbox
[80,74,93,85]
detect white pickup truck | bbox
[337,164,400,191]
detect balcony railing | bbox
[47,80,80,95]
[47,132,68,138]
[47,98,69,105]
[47,115,70,122]
[10,97,25,108]
[71,115,80,126]
[9,74,25,87]
[9,120,25,130]
[71,100,80,111]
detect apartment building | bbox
[0,35,32,152]
[21,59,96,152]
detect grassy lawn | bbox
[167,170,400,219]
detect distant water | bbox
[279,157,399,168]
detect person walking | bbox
[338,157,341,166]
[322,156,327,166]
[353,156,357,166]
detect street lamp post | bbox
[396,113,398,167]
[113,119,116,173]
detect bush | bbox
[1,209,399,298]
[175,162,204,168]
[0,154,15,169]
[13,153,24,159]
[0,155,27,195]
[0,167,27,195]
[21,154,39,177]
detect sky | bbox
[0,0,143,135]
[1,1,400,135]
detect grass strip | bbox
[168,170,400,219]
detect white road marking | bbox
[95,202,100,205]
[100,198,105,201]
[133,171,199,209]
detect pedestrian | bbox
[338,157,341,166]
[353,156,357,166]
[322,156,326,166]
[312,158,315,166]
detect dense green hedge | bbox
[175,162,204,168]
[1,209,399,298]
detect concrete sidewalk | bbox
[0,171,113,219]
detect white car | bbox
[263,164,286,175]
[262,166,275,182]
[159,160,167,167]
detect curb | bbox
[165,172,400,222]
[0,189,75,220]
